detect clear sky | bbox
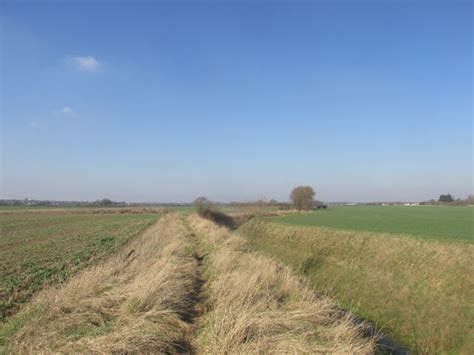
[1,0,472,203]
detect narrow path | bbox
[187,214,377,353]
[177,220,208,354]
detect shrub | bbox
[192,197,213,216]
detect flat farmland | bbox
[242,205,474,352]
[272,205,473,241]
[0,209,158,320]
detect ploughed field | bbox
[271,205,473,241]
[0,208,158,320]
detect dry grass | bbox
[239,219,474,353]
[0,210,157,321]
[187,215,375,354]
[1,214,197,353]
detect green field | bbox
[0,209,158,321]
[272,205,473,241]
[240,219,474,353]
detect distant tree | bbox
[269,199,278,205]
[290,186,315,211]
[438,194,454,203]
[466,195,474,205]
[103,198,114,206]
[95,198,113,206]
[193,196,213,215]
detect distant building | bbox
[313,200,327,209]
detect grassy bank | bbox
[0,214,197,353]
[0,209,158,320]
[239,219,474,353]
[188,215,374,353]
[272,206,473,242]
[1,213,375,353]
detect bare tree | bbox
[466,195,474,205]
[193,196,213,215]
[290,186,315,211]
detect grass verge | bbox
[239,219,474,353]
[0,214,198,353]
[187,214,375,353]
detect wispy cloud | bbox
[53,106,76,117]
[28,121,39,128]
[66,56,100,72]
[61,106,74,115]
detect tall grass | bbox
[0,214,197,353]
[239,219,474,353]
[0,210,157,320]
[188,215,375,353]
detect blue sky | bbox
[1,0,472,202]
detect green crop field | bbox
[240,219,474,353]
[0,209,158,321]
[271,205,473,241]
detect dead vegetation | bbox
[1,214,198,353]
[0,210,157,321]
[187,214,375,353]
[2,212,377,354]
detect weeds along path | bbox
[0,214,201,353]
[186,214,376,354]
[182,219,209,353]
